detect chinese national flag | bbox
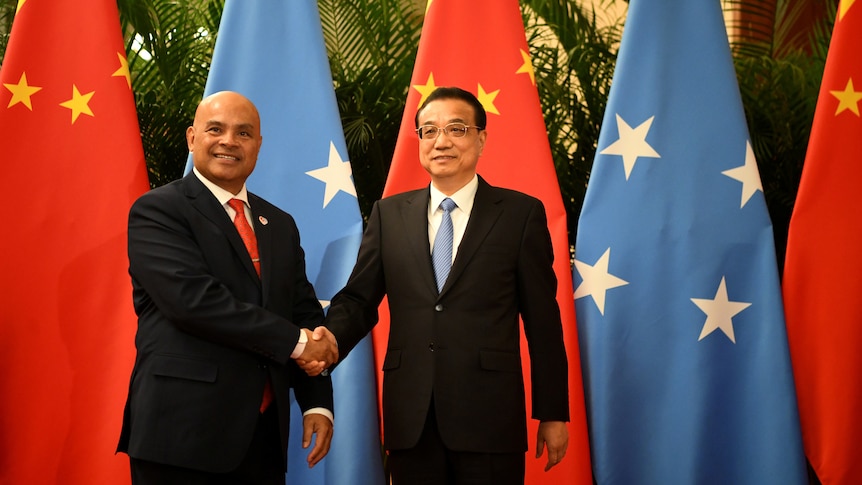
[0,0,149,483]
[373,0,592,482]
[783,2,862,484]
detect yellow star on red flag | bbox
[516,49,536,86]
[839,0,856,20]
[112,52,132,88]
[412,72,438,108]
[3,72,41,110]
[59,85,95,123]
[830,78,862,116]
[477,83,500,115]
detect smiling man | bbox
[117,91,338,484]
[305,86,571,485]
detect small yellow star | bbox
[112,52,132,89]
[59,85,95,124]
[516,49,536,86]
[3,72,42,110]
[839,0,856,20]
[425,0,433,15]
[477,83,500,115]
[413,72,437,108]
[830,78,862,116]
[16,0,26,13]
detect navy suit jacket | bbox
[326,176,568,453]
[117,173,332,473]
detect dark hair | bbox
[414,86,487,130]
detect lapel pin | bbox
[259,215,268,225]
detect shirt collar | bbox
[193,167,250,208]
[429,174,478,214]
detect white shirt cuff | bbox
[290,328,308,359]
[303,407,334,423]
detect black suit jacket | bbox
[326,176,568,453]
[117,173,332,473]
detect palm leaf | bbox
[319,0,423,217]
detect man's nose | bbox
[434,130,453,147]
[220,132,239,145]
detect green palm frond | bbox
[319,0,423,216]
[122,0,224,187]
[0,0,18,56]
[523,0,625,244]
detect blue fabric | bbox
[432,198,456,292]
[188,1,384,483]
[573,1,807,483]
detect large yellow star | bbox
[425,0,433,15]
[477,83,500,115]
[3,72,42,110]
[516,49,536,86]
[413,72,437,108]
[839,0,856,20]
[830,78,862,116]
[59,85,95,124]
[16,0,26,13]
[112,52,132,89]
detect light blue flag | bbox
[188,1,384,483]
[573,1,807,483]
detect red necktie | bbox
[228,198,272,412]
[228,198,260,277]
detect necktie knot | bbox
[227,198,245,214]
[439,197,457,213]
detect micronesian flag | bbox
[189,1,384,483]
[573,0,807,483]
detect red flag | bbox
[783,2,862,484]
[0,0,149,483]
[373,1,592,482]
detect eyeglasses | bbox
[415,122,483,140]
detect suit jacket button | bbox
[434,304,443,312]
[429,342,435,351]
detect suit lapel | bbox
[249,195,271,301]
[440,178,503,296]
[183,174,262,286]
[399,188,439,295]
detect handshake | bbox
[296,326,339,376]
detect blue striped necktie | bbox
[432,198,457,292]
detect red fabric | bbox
[371,1,592,482]
[228,198,262,277]
[0,0,149,483]
[227,198,272,412]
[782,4,862,484]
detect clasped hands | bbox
[295,327,338,376]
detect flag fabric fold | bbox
[0,0,149,483]
[783,2,862,483]
[378,1,592,483]
[573,1,807,483]
[194,1,384,483]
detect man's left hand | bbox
[302,413,333,468]
[536,420,568,471]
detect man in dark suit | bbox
[117,91,338,484]
[304,86,570,484]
